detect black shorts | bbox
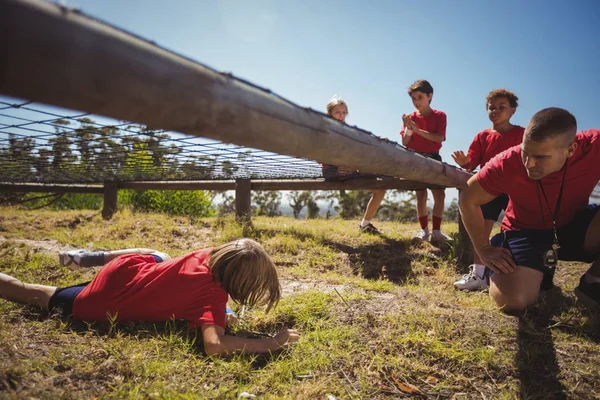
[490,204,600,289]
[481,194,509,222]
[48,282,90,317]
[48,253,167,317]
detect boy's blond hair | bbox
[210,239,281,312]
[326,95,348,116]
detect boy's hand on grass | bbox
[226,313,238,326]
[274,329,300,346]
[451,150,470,168]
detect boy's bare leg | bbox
[61,248,170,268]
[0,273,56,310]
[416,190,428,218]
[431,189,446,218]
[103,248,167,263]
[363,189,385,221]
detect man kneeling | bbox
[0,239,299,355]
[459,108,600,313]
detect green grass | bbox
[0,207,599,399]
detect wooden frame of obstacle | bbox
[0,0,473,265]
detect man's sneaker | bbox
[454,264,488,291]
[431,230,450,245]
[414,229,430,241]
[574,275,600,309]
[360,223,383,235]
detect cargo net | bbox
[0,97,323,184]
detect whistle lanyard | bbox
[536,162,568,250]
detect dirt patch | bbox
[0,235,79,254]
[279,278,400,317]
[279,279,349,298]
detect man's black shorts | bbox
[490,204,599,289]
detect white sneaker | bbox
[59,250,85,268]
[59,250,104,268]
[431,230,450,245]
[414,229,430,241]
[454,264,488,291]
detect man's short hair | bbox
[525,107,577,144]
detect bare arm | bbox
[201,324,300,356]
[408,116,445,144]
[414,128,445,144]
[458,175,516,273]
[401,114,413,146]
[451,150,474,171]
[401,129,413,146]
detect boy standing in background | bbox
[452,89,524,291]
[401,80,448,245]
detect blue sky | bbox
[69,0,600,150]
[6,0,600,205]
[67,0,600,202]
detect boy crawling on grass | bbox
[0,239,300,356]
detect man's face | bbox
[521,134,576,180]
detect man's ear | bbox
[567,141,578,158]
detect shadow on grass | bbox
[323,238,417,282]
[253,225,450,284]
[516,287,599,399]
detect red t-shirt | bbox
[400,109,447,153]
[477,129,600,231]
[73,249,228,328]
[467,125,525,170]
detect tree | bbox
[221,160,239,178]
[252,191,282,217]
[331,190,372,219]
[289,190,307,218]
[306,196,320,219]
[377,191,418,222]
[444,198,459,222]
[214,192,236,216]
[288,191,320,219]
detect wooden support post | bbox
[102,180,118,220]
[235,179,252,224]
[457,190,474,268]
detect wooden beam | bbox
[1,179,442,193]
[235,179,251,224]
[0,183,104,193]
[0,0,472,189]
[118,181,235,191]
[250,178,440,191]
[102,180,118,220]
